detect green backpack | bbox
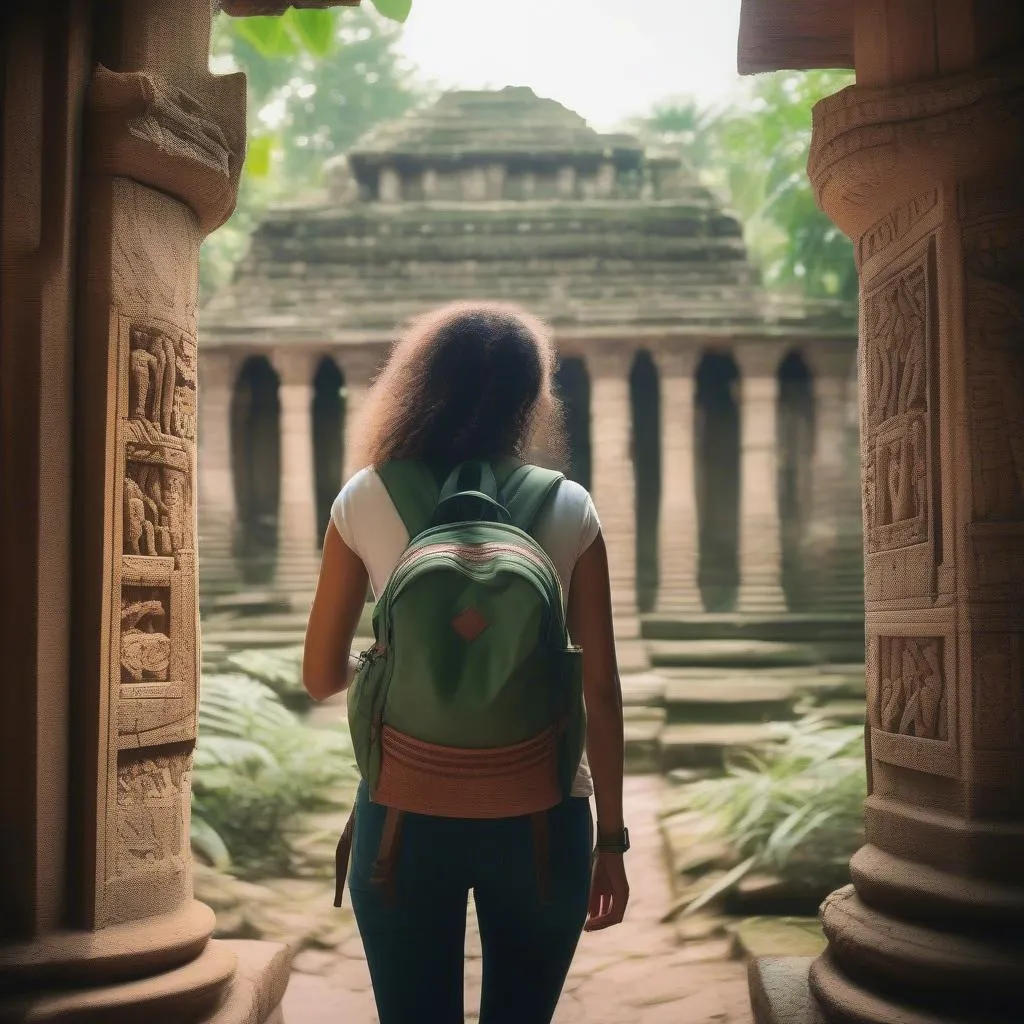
[334,456,587,908]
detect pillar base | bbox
[748,956,826,1024]
[0,938,291,1024]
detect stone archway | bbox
[555,356,592,490]
[777,349,815,610]
[695,351,741,611]
[313,357,344,543]
[231,355,280,584]
[630,350,661,614]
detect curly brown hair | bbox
[349,301,568,472]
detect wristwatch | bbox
[594,826,630,854]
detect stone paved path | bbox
[282,776,753,1023]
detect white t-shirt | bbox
[331,466,601,798]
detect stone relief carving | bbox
[963,221,1024,522]
[876,636,947,741]
[973,633,1024,751]
[862,255,932,553]
[859,189,939,264]
[115,754,189,879]
[124,463,192,557]
[129,325,197,441]
[120,590,171,684]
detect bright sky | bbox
[393,0,747,131]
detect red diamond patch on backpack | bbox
[451,606,489,642]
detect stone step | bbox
[663,677,798,724]
[726,916,827,961]
[810,698,866,724]
[624,707,666,774]
[659,721,778,770]
[620,671,667,706]
[641,612,865,644]
[648,639,821,669]
[792,664,866,700]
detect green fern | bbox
[673,714,866,915]
[191,670,357,878]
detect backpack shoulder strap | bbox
[376,459,440,540]
[501,464,564,536]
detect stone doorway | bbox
[776,350,815,611]
[231,355,281,584]
[631,350,661,614]
[695,351,740,612]
[313,358,345,544]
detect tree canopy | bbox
[633,71,857,303]
[201,3,427,299]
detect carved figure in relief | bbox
[124,463,193,556]
[129,325,198,441]
[121,597,171,682]
[865,266,927,427]
[130,326,177,435]
[878,636,947,740]
[116,757,185,875]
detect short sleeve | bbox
[575,488,602,562]
[330,466,375,558]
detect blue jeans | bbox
[348,779,593,1024]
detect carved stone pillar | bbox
[653,348,702,614]
[341,350,380,484]
[735,343,787,613]
[805,344,864,613]
[270,349,321,601]
[748,54,1024,1024]
[0,0,290,1019]
[197,348,240,600]
[587,348,649,672]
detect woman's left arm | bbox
[302,521,370,701]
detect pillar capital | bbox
[801,340,857,381]
[808,56,1024,247]
[651,345,699,378]
[198,347,241,390]
[268,347,317,388]
[733,340,786,378]
[584,345,635,378]
[338,347,383,388]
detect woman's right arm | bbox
[566,530,625,836]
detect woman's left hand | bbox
[584,852,629,931]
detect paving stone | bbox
[281,775,754,1024]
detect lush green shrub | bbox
[192,671,357,878]
[224,646,306,710]
[675,715,866,915]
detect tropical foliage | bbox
[201,2,427,299]
[633,71,857,302]
[671,714,865,916]
[192,671,357,878]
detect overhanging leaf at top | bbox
[370,0,412,23]
[285,7,337,56]
[232,15,300,56]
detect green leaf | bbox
[370,0,412,23]
[681,856,757,916]
[284,8,337,58]
[191,814,233,870]
[231,15,299,58]
[244,132,277,179]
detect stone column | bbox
[0,0,290,1019]
[748,48,1024,1024]
[270,349,321,604]
[586,348,649,672]
[341,351,380,484]
[653,348,702,614]
[805,343,864,613]
[735,343,787,613]
[197,349,240,602]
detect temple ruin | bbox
[197,87,863,676]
